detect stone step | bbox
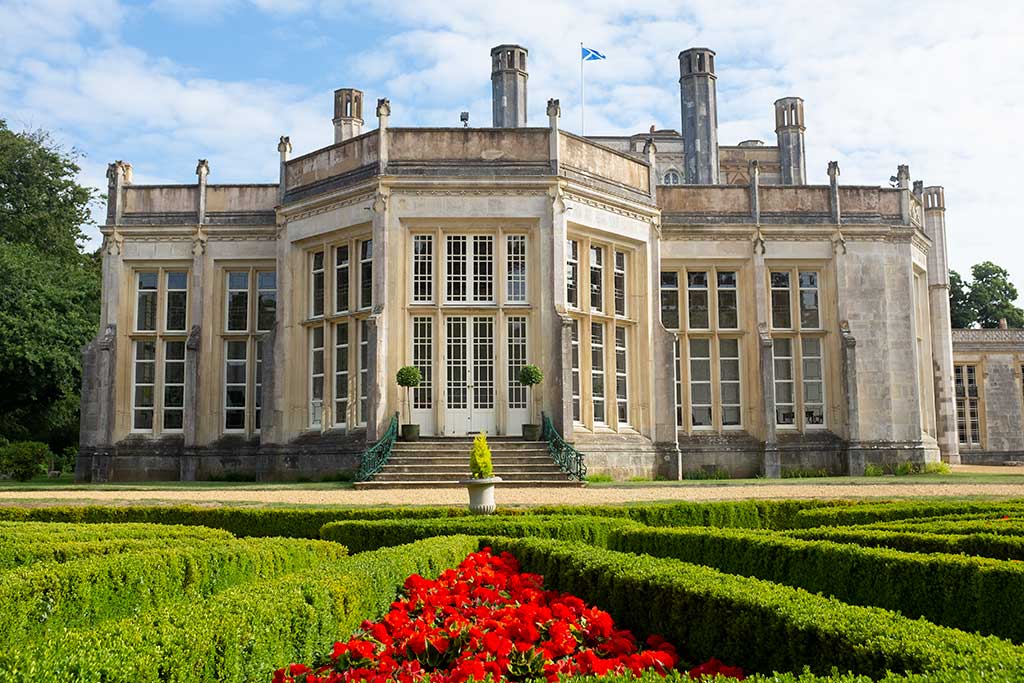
[371,471,571,482]
[378,465,565,476]
[386,457,557,466]
[392,443,547,452]
[354,480,586,489]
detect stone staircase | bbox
[353,437,585,489]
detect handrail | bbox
[541,413,587,480]
[356,412,400,482]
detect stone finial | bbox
[643,138,657,155]
[827,161,840,182]
[546,98,560,118]
[376,98,391,117]
[897,164,910,188]
[195,159,210,179]
[913,180,924,198]
[1000,318,1009,330]
[277,135,292,154]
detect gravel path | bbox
[1,482,1023,507]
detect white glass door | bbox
[445,315,496,435]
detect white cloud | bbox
[3,0,1023,299]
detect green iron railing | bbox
[541,413,587,480]
[356,412,400,482]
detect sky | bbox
[2,0,1022,298]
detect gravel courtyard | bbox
[2,476,1023,508]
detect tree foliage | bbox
[0,120,101,448]
[950,262,1024,329]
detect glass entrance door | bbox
[445,315,496,435]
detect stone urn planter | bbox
[460,475,503,515]
[521,424,542,441]
[463,432,500,514]
[401,424,420,442]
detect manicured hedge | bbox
[0,499,840,538]
[0,520,235,542]
[0,536,243,571]
[608,526,1024,641]
[869,519,1024,536]
[786,527,1024,561]
[319,515,645,552]
[791,500,1024,529]
[0,535,481,683]
[0,536,347,644]
[482,537,1024,679]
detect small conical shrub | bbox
[469,432,493,479]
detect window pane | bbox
[687,272,709,329]
[770,271,791,329]
[506,235,527,304]
[799,271,820,329]
[311,249,325,317]
[566,240,579,308]
[228,272,248,290]
[590,246,603,311]
[473,236,494,303]
[613,251,626,317]
[717,271,738,329]
[360,240,373,309]
[413,236,433,303]
[166,291,187,331]
[163,411,183,430]
[591,322,605,423]
[336,246,350,313]
[447,236,467,302]
[136,272,158,331]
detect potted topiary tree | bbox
[459,432,502,514]
[519,364,544,441]
[395,366,422,442]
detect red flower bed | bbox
[274,548,743,683]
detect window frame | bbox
[767,266,828,432]
[219,264,275,436]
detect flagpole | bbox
[580,41,585,135]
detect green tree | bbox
[948,270,976,328]
[0,120,101,449]
[967,261,1024,328]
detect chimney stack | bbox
[774,97,806,185]
[333,88,364,143]
[679,48,719,184]
[491,45,528,127]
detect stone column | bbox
[181,159,209,480]
[547,98,560,175]
[549,186,573,438]
[750,161,778,477]
[923,186,960,463]
[366,189,390,441]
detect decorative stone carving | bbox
[376,98,391,117]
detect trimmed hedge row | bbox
[0,520,235,542]
[607,526,1024,641]
[483,536,1024,679]
[319,515,645,552]
[791,500,1024,528]
[785,527,1024,561]
[0,499,840,538]
[0,536,246,571]
[0,535,481,683]
[0,536,347,644]
[868,519,1024,537]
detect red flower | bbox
[274,549,741,683]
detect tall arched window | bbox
[663,170,681,185]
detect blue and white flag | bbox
[581,46,606,61]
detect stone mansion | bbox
[77,45,1024,481]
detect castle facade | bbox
[79,44,1008,481]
